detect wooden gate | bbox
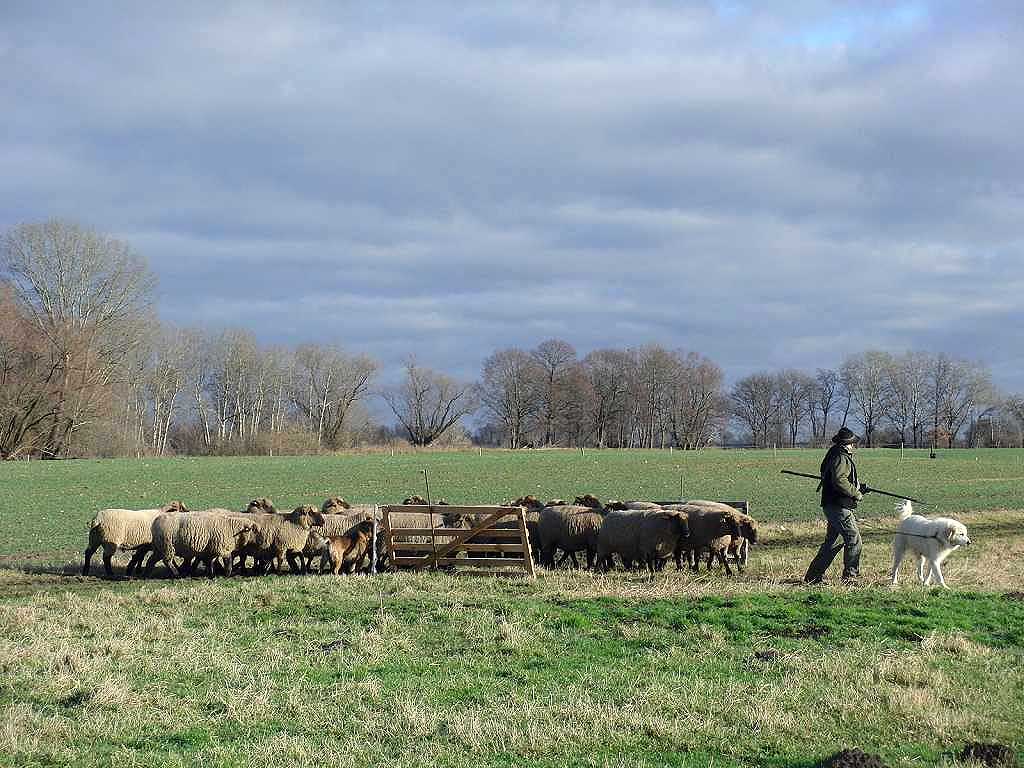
[381,505,535,577]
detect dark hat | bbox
[831,427,859,445]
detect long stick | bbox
[780,470,926,505]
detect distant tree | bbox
[668,351,726,449]
[478,348,542,449]
[809,369,840,444]
[776,369,816,447]
[840,351,891,447]
[2,220,155,457]
[731,373,780,448]
[383,359,476,446]
[582,349,631,448]
[883,351,930,447]
[531,339,577,446]
[291,344,377,449]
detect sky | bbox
[2,1,1022,392]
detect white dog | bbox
[890,500,971,588]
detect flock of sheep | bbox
[82,493,759,579]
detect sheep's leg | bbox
[286,552,302,574]
[718,549,733,576]
[101,544,117,578]
[204,556,216,579]
[706,549,714,571]
[689,549,699,572]
[142,551,159,578]
[568,551,581,569]
[585,548,595,570]
[222,556,233,578]
[125,545,150,577]
[82,541,99,576]
[673,546,683,571]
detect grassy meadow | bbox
[1,448,1022,767]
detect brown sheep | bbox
[537,505,605,569]
[309,519,376,574]
[253,505,326,574]
[674,504,743,575]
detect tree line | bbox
[2,220,1020,458]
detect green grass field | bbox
[2,447,1023,558]
[1,449,1022,767]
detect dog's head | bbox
[944,520,971,547]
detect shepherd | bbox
[804,427,871,584]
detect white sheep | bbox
[147,509,253,578]
[83,501,188,577]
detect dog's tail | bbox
[896,499,914,521]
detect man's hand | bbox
[858,483,871,494]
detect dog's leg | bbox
[890,537,906,586]
[930,561,948,589]
[918,556,929,584]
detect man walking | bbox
[804,427,869,584]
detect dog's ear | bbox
[946,524,958,541]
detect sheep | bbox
[604,500,630,511]
[147,510,253,578]
[544,499,567,507]
[301,509,373,572]
[245,498,277,514]
[321,497,351,514]
[308,519,376,575]
[718,511,758,573]
[595,509,690,573]
[83,501,188,577]
[622,501,662,511]
[573,494,603,509]
[536,505,604,568]
[673,503,743,575]
[251,505,326,574]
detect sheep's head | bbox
[161,501,189,514]
[321,497,351,514]
[544,499,567,507]
[512,495,544,511]
[442,512,468,528]
[246,497,276,514]
[604,500,629,511]
[574,494,602,509]
[435,498,450,506]
[665,510,690,539]
[740,517,759,544]
[234,524,258,550]
[724,513,742,539]
[290,504,325,529]
[403,495,428,505]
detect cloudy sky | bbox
[2,1,1022,390]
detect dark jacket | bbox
[819,444,860,509]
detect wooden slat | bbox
[382,505,521,516]
[516,507,536,577]
[391,556,529,568]
[386,542,530,553]
[388,528,523,538]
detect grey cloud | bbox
[1,1,1022,394]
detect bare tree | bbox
[582,349,630,448]
[478,348,542,448]
[883,351,930,447]
[291,344,377,449]
[731,373,780,447]
[808,369,840,444]
[0,282,59,458]
[668,351,726,449]
[840,351,891,447]
[383,359,476,446]
[531,339,577,446]
[936,358,994,448]
[2,220,156,457]
[776,369,816,447]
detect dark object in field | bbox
[751,649,779,664]
[1002,591,1024,602]
[818,748,889,768]
[960,742,1016,766]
